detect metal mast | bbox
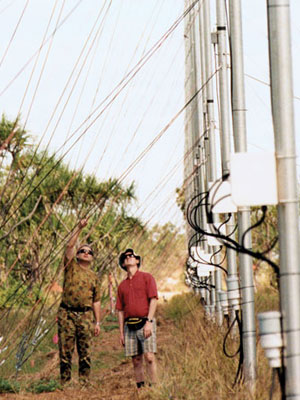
[267,1,300,398]
[228,0,257,386]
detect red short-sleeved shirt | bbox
[116,270,158,319]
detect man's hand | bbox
[79,218,88,229]
[94,323,100,337]
[64,218,90,263]
[119,332,125,347]
[143,321,153,339]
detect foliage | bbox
[0,378,20,393]
[175,186,185,214]
[27,379,61,393]
[0,115,144,297]
[0,114,29,166]
[250,205,279,263]
[0,278,46,307]
[0,115,187,372]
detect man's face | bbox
[123,253,139,268]
[76,246,94,262]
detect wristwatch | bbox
[96,322,100,326]
[146,318,153,323]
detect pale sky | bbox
[0,0,300,228]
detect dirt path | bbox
[1,309,171,400]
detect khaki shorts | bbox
[124,319,157,357]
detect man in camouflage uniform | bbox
[57,219,101,385]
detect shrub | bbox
[28,379,61,393]
[0,378,20,393]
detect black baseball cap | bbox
[119,248,141,271]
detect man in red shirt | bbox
[116,248,158,389]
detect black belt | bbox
[60,302,92,313]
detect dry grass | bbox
[146,291,282,400]
[0,288,282,399]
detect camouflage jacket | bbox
[61,258,100,308]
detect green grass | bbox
[93,350,126,370]
[0,378,20,393]
[163,292,201,322]
[104,314,118,322]
[102,324,119,332]
[27,379,61,393]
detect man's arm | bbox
[144,297,157,339]
[93,300,101,337]
[147,297,157,321]
[118,310,125,346]
[64,219,88,263]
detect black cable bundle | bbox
[222,310,244,387]
[186,175,279,277]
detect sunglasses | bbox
[124,254,135,259]
[77,249,94,256]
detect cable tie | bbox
[240,301,256,308]
[217,26,226,31]
[278,198,299,204]
[275,154,297,159]
[267,4,290,9]
[239,285,256,290]
[280,272,300,276]
[285,353,300,360]
[281,328,300,333]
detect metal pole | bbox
[215,0,231,176]
[184,0,195,245]
[185,1,207,299]
[190,2,206,267]
[215,0,238,322]
[267,1,300,398]
[191,5,208,254]
[228,0,256,386]
[196,1,216,318]
[201,0,223,325]
[191,9,201,199]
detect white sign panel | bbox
[230,152,278,206]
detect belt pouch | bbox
[125,317,147,331]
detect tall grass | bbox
[142,289,281,400]
[0,288,281,398]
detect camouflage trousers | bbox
[57,307,93,382]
